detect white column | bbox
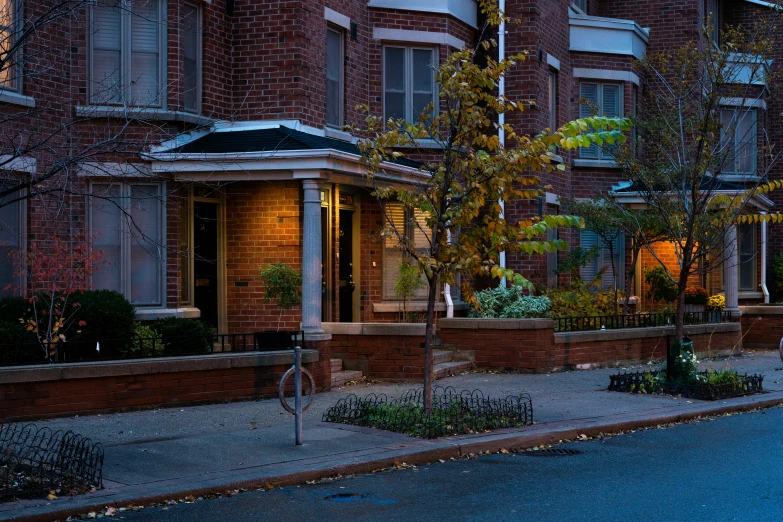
[724,224,741,317]
[301,180,324,334]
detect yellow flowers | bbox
[707,294,726,310]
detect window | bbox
[579,230,625,291]
[382,203,429,300]
[546,226,558,288]
[183,2,201,113]
[326,26,344,127]
[579,82,622,160]
[179,192,192,305]
[720,108,756,175]
[91,0,164,106]
[384,46,437,123]
[548,69,558,131]
[0,184,23,297]
[706,0,720,45]
[90,183,165,306]
[0,0,16,91]
[738,223,756,291]
[571,0,587,13]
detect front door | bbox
[338,209,354,322]
[194,201,219,328]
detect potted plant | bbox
[706,294,725,322]
[684,286,708,315]
[257,262,302,350]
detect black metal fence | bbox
[553,311,733,333]
[0,331,304,367]
[608,370,763,401]
[0,424,104,501]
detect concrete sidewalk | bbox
[3,351,783,521]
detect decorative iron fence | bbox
[0,424,104,501]
[0,331,304,367]
[608,370,763,401]
[553,311,733,333]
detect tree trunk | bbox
[622,247,641,317]
[423,274,438,414]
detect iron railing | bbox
[553,311,733,333]
[0,330,304,367]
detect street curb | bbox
[5,393,783,522]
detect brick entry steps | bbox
[433,349,473,379]
[330,359,363,387]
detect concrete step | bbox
[452,350,475,362]
[330,358,343,373]
[433,350,453,365]
[331,370,363,388]
[433,360,473,380]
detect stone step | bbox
[433,350,453,365]
[331,370,363,388]
[330,358,343,373]
[452,350,475,362]
[433,360,473,380]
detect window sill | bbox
[323,126,355,142]
[739,291,764,300]
[372,301,467,313]
[135,307,201,321]
[573,159,619,169]
[397,139,442,150]
[0,90,35,108]
[75,106,213,126]
[718,174,762,183]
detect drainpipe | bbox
[498,0,507,286]
[444,230,454,317]
[762,211,770,303]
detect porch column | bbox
[724,224,741,317]
[301,180,324,335]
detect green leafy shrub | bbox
[0,296,29,324]
[395,258,426,321]
[768,252,783,303]
[0,322,42,365]
[68,290,136,358]
[544,281,621,318]
[644,266,678,304]
[152,317,213,356]
[468,285,551,319]
[258,262,302,330]
[121,323,164,358]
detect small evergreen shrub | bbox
[468,285,551,319]
[0,322,41,365]
[70,290,136,358]
[152,317,213,356]
[644,267,678,304]
[121,323,164,358]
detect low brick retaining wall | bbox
[440,318,741,373]
[740,306,783,349]
[325,323,426,380]
[0,350,323,421]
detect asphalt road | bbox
[105,406,783,522]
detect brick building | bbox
[0,0,780,349]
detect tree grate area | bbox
[608,370,764,401]
[0,424,104,502]
[322,386,533,439]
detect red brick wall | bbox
[741,312,783,349]
[330,333,425,380]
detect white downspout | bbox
[498,0,507,286]
[761,212,770,303]
[444,229,455,318]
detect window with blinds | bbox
[579,82,622,160]
[720,108,756,175]
[382,202,430,300]
[326,27,344,127]
[384,46,437,123]
[738,224,756,291]
[579,230,625,291]
[183,3,200,113]
[0,0,16,91]
[0,184,22,297]
[91,0,163,106]
[91,182,164,306]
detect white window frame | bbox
[182,1,202,114]
[326,25,344,128]
[0,0,19,93]
[382,203,430,302]
[89,181,166,307]
[738,223,756,292]
[89,0,166,107]
[707,0,720,45]
[548,68,558,131]
[720,107,757,176]
[383,45,438,123]
[571,0,587,14]
[0,182,26,297]
[579,82,623,160]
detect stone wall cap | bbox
[323,322,427,336]
[554,322,740,343]
[741,305,783,315]
[439,318,555,330]
[0,350,319,384]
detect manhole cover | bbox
[326,493,365,502]
[521,448,583,457]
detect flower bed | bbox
[608,370,763,401]
[322,386,533,439]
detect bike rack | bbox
[278,346,314,445]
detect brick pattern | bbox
[330,334,426,379]
[741,314,783,349]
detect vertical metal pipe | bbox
[294,345,303,445]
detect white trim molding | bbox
[75,106,213,126]
[573,68,640,86]
[135,307,201,321]
[573,159,619,169]
[324,7,351,30]
[373,28,465,49]
[569,11,649,60]
[0,90,35,108]
[718,97,767,109]
[546,53,561,71]
[368,0,477,28]
[745,0,782,9]
[0,155,36,174]
[78,161,154,178]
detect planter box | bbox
[684,304,706,314]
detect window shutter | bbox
[0,186,19,297]
[383,203,406,299]
[326,28,342,126]
[130,0,160,106]
[411,49,434,121]
[579,83,599,159]
[579,230,599,284]
[384,47,406,121]
[92,0,122,103]
[599,234,625,291]
[92,184,123,293]
[411,209,430,299]
[601,84,620,160]
[130,184,162,305]
[183,3,199,112]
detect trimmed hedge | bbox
[0,296,29,324]
[152,317,213,356]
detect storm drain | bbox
[521,448,583,457]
